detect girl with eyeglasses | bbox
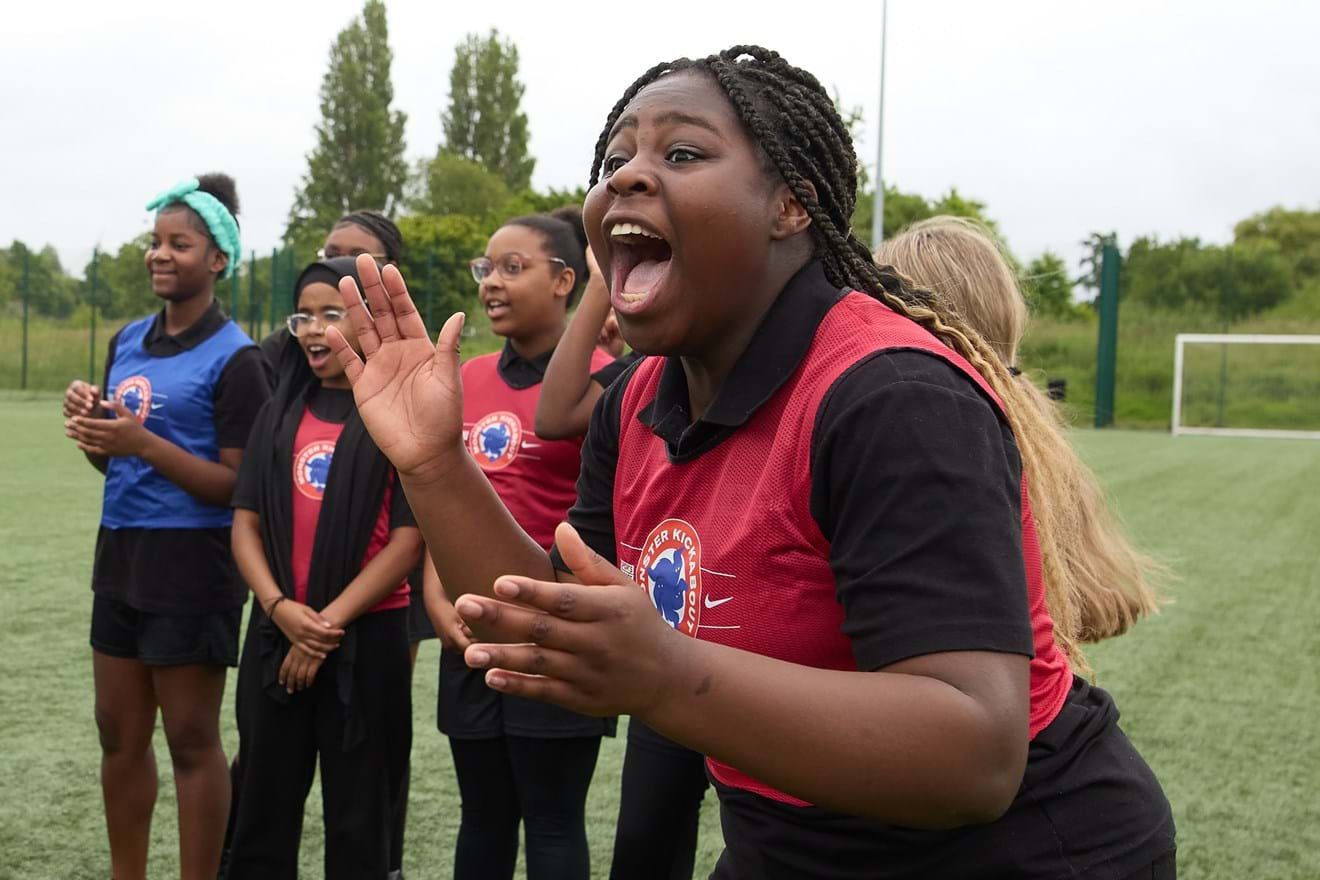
[422,207,617,880]
[246,212,418,879]
[226,256,422,878]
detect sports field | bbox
[2,394,1317,879]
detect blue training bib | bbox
[101,314,254,529]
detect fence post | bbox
[230,267,239,319]
[21,250,30,390]
[1093,243,1120,428]
[90,246,99,382]
[269,247,278,338]
[248,250,257,339]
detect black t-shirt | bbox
[590,349,644,390]
[91,300,271,614]
[438,340,616,740]
[553,263,1174,877]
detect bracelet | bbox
[266,596,287,619]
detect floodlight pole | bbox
[870,0,888,250]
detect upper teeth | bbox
[611,222,662,240]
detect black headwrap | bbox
[248,256,391,749]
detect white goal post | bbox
[1171,333,1320,439]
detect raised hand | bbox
[327,254,468,483]
[455,522,690,718]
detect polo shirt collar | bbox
[497,339,554,390]
[145,299,227,352]
[639,261,845,447]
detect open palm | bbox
[327,255,468,480]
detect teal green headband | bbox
[145,178,241,279]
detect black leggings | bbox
[449,734,602,880]
[227,609,411,879]
[610,720,708,880]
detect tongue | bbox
[622,259,668,295]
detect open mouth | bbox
[608,222,673,315]
[305,343,332,370]
[483,298,510,321]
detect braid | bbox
[588,45,1091,672]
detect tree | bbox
[83,235,153,319]
[3,242,80,319]
[395,214,492,323]
[412,153,513,221]
[1022,251,1078,319]
[1077,231,1119,300]
[1234,206,1320,282]
[439,30,534,192]
[1123,235,1293,320]
[855,183,1000,248]
[286,0,408,256]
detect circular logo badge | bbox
[293,440,337,500]
[115,375,152,423]
[637,518,703,637]
[468,411,522,471]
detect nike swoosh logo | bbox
[704,595,733,609]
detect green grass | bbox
[2,400,1319,878]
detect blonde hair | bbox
[876,217,1027,364]
[876,216,1163,673]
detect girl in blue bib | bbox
[63,173,269,880]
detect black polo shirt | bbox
[437,338,618,740]
[555,262,1175,878]
[495,338,627,391]
[92,300,270,614]
[590,349,644,390]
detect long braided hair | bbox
[589,45,1096,672]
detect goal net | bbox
[1172,334,1320,439]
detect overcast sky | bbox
[4,0,1318,279]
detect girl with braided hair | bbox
[326,47,1175,879]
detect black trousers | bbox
[228,608,411,880]
[610,720,708,880]
[449,733,602,880]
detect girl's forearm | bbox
[535,281,612,439]
[322,528,424,626]
[422,552,455,619]
[644,640,1029,828]
[398,454,555,633]
[232,509,283,611]
[139,433,239,506]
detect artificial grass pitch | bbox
[1,397,1316,878]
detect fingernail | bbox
[486,672,506,688]
[494,579,519,598]
[456,598,482,618]
[468,649,491,667]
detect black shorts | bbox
[406,560,435,643]
[90,594,241,667]
[407,592,436,643]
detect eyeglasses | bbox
[287,309,348,336]
[470,254,567,285]
[317,247,388,261]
